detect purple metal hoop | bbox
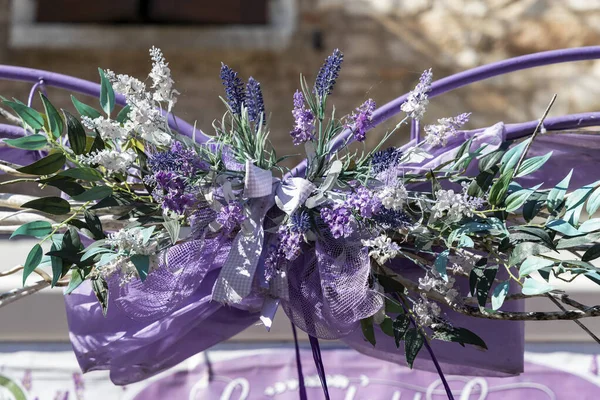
[0,65,202,141]
[289,45,600,177]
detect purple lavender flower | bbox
[370,147,403,175]
[373,208,411,229]
[290,210,311,234]
[220,63,245,116]
[314,49,344,98]
[279,226,303,261]
[347,186,381,218]
[216,201,246,234]
[345,99,376,142]
[151,171,196,214]
[246,77,265,124]
[148,141,207,177]
[320,204,353,239]
[290,90,315,145]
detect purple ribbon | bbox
[309,335,330,400]
[291,323,308,400]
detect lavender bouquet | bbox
[1,48,600,378]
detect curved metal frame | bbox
[1,47,600,170]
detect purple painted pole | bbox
[289,46,600,178]
[0,65,203,141]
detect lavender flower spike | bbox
[345,99,376,142]
[290,90,315,145]
[424,112,471,147]
[246,77,265,124]
[314,49,344,98]
[401,68,433,120]
[220,63,245,116]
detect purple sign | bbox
[134,349,600,399]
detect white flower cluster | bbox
[413,297,441,328]
[424,113,471,147]
[378,183,408,211]
[77,149,136,175]
[362,234,400,265]
[431,183,484,222]
[105,228,154,255]
[418,270,459,304]
[400,69,432,120]
[101,47,176,148]
[82,116,129,141]
[149,46,178,106]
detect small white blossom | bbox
[362,234,400,265]
[400,69,432,120]
[77,149,136,174]
[413,297,441,327]
[378,183,408,211]
[418,270,458,304]
[430,183,484,222]
[149,46,178,106]
[82,116,129,142]
[106,70,148,103]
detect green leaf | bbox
[91,277,109,316]
[98,68,115,116]
[65,269,84,295]
[63,110,87,155]
[579,218,600,234]
[586,186,600,216]
[523,191,547,222]
[375,274,405,294]
[360,317,376,346]
[116,105,131,124]
[500,139,529,175]
[22,244,43,285]
[404,328,424,368]
[2,100,44,130]
[17,153,65,175]
[84,210,105,239]
[162,218,181,245]
[43,177,85,197]
[509,242,551,266]
[489,168,513,206]
[478,147,506,173]
[546,219,581,237]
[434,250,449,282]
[50,242,64,287]
[71,95,102,119]
[89,132,105,153]
[519,255,554,277]
[393,314,411,348]
[547,170,573,212]
[379,317,394,337]
[40,94,63,139]
[432,326,487,349]
[522,278,553,295]
[10,221,52,239]
[80,245,112,262]
[58,167,103,181]
[4,134,48,150]
[505,184,543,212]
[491,281,510,310]
[21,197,70,215]
[470,262,497,308]
[582,243,600,262]
[130,254,150,281]
[510,226,555,250]
[515,152,552,178]
[385,297,404,314]
[72,186,113,201]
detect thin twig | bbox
[0,107,21,125]
[512,94,557,179]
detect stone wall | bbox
[1,0,600,168]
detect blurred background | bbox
[0,0,600,398]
